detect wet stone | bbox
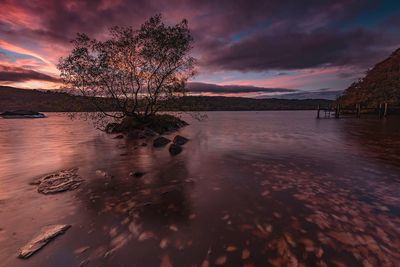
[169,144,182,155]
[173,135,189,146]
[32,168,83,194]
[142,128,158,138]
[130,171,146,177]
[153,137,171,147]
[18,224,71,259]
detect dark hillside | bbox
[338,48,400,107]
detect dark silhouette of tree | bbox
[58,14,196,124]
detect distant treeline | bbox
[165,96,331,111]
[0,86,331,112]
[0,86,98,112]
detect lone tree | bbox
[58,14,196,131]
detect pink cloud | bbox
[219,67,352,89]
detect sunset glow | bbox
[1,1,400,95]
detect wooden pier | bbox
[317,102,398,119]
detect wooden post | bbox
[317,105,320,119]
[356,104,361,118]
[378,103,382,118]
[384,102,388,118]
[356,104,358,118]
[335,104,340,118]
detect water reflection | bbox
[338,116,400,165]
[0,112,399,266]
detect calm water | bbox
[0,111,399,266]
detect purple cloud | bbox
[0,65,59,82]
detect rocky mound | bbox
[106,114,188,136]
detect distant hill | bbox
[186,82,295,94]
[264,89,343,100]
[166,96,331,111]
[0,86,97,112]
[0,86,331,112]
[338,48,400,107]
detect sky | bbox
[0,0,400,97]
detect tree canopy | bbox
[58,14,196,122]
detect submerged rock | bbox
[127,129,143,139]
[169,144,182,155]
[127,128,158,139]
[18,224,71,259]
[153,136,171,147]
[173,135,189,146]
[95,169,112,179]
[130,171,145,177]
[142,128,158,138]
[32,168,83,194]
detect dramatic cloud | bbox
[0,0,399,91]
[187,82,295,94]
[0,65,59,82]
[202,29,397,71]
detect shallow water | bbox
[0,111,399,266]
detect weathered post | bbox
[317,105,320,119]
[356,104,361,118]
[355,104,358,118]
[378,103,382,118]
[384,102,388,118]
[335,104,340,118]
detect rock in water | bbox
[169,144,183,155]
[142,128,158,138]
[173,135,189,146]
[33,168,83,194]
[18,224,71,259]
[153,136,171,147]
[130,171,145,177]
[127,129,143,139]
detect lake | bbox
[0,111,399,266]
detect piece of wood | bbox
[384,102,388,117]
[378,103,382,118]
[335,104,340,118]
[18,224,71,259]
